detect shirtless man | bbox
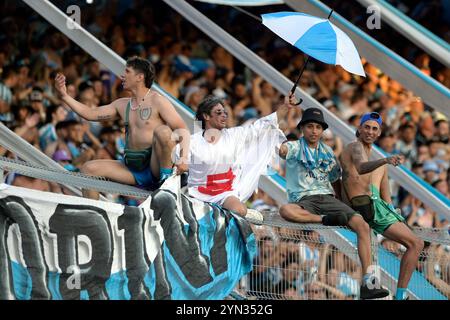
[340,112,424,300]
[55,56,189,199]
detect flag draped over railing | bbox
[0,176,256,300]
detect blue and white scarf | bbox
[297,137,336,172]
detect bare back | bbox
[340,141,386,200]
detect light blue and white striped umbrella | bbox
[262,12,365,77]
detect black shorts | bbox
[295,194,359,221]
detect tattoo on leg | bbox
[139,108,152,120]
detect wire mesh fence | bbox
[235,214,450,300]
[1,160,448,300]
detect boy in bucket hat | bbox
[278,107,389,300]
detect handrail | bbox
[355,0,450,68]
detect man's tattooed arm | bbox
[351,142,387,175]
[97,115,112,121]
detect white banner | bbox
[0,176,256,300]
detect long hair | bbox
[195,95,224,129]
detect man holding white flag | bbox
[186,94,296,222]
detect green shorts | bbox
[351,185,405,235]
[368,197,405,235]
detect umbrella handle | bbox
[289,9,333,96]
[290,56,310,96]
[328,9,334,19]
[294,98,303,106]
[288,9,334,102]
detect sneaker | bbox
[245,209,264,225]
[359,284,390,300]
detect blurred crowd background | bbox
[0,0,448,299]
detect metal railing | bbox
[355,0,450,68]
[1,158,448,300]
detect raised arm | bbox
[276,93,298,124]
[351,142,403,175]
[318,244,330,282]
[55,73,118,121]
[425,245,450,297]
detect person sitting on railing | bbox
[340,111,425,300]
[278,108,389,300]
[185,93,297,222]
[54,56,190,199]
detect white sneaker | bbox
[245,209,264,224]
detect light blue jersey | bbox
[285,138,341,202]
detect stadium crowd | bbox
[0,0,448,299]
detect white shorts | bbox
[188,187,240,206]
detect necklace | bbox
[130,88,151,111]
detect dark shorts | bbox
[295,194,360,221]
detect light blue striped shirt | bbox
[285,140,341,202]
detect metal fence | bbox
[237,213,450,300]
[1,156,448,300]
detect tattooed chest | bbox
[130,107,157,127]
[138,107,152,120]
